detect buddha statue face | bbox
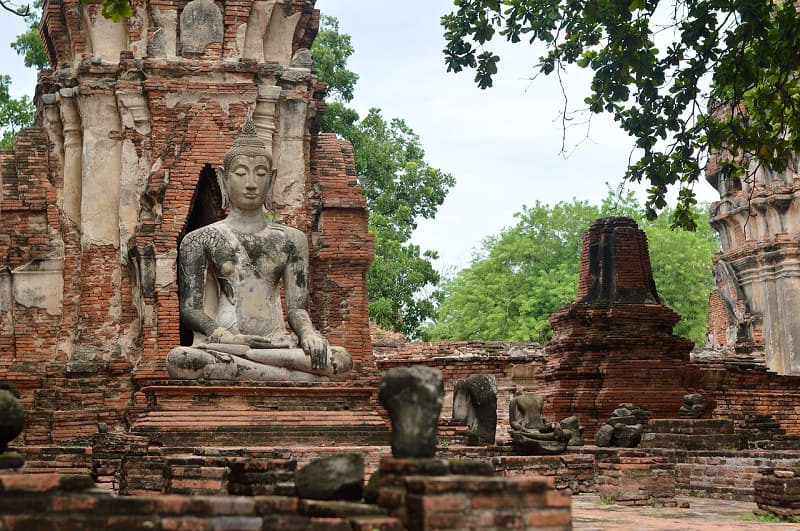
[216,120,275,210]
[224,153,272,211]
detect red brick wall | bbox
[703,365,800,435]
[310,134,375,380]
[2,0,376,446]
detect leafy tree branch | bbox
[442,0,800,230]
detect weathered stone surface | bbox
[0,453,25,469]
[179,0,223,54]
[706,139,800,374]
[595,405,648,447]
[166,121,352,382]
[378,366,443,458]
[295,453,365,501]
[679,393,705,418]
[508,392,570,455]
[560,416,584,446]
[452,374,497,445]
[0,384,24,454]
[613,423,643,447]
[595,425,614,447]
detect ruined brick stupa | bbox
[541,217,706,437]
[0,0,383,445]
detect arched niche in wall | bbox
[177,164,225,346]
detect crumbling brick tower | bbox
[0,0,375,444]
[541,217,706,438]
[706,149,800,375]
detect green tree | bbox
[311,15,358,104]
[430,191,719,345]
[442,0,800,230]
[311,16,455,338]
[0,75,34,150]
[2,2,44,150]
[10,0,48,71]
[430,199,599,342]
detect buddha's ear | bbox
[264,168,277,210]
[216,166,228,210]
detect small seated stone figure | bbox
[508,391,571,455]
[679,393,704,419]
[166,121,352,382]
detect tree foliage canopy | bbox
[0,75,34,149]
[428,190,719,345]
[310,15,359,104]
[311,16,455,338]
[11,0,48,71]
[442,0,800,230]
[2,1,41,149]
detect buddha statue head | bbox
[217,119,276,211]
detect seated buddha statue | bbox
[508,391,571,454]
[166,120,352,382]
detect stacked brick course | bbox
[595,453,677,507]
[541,217,707,438]
[755,467,800,520]
[0,471,403,530]
[374,457,571,530]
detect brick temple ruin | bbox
[705,123,800,376]
[2,0,800,528]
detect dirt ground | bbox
[573,495,800,530]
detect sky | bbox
[1,1,720,274]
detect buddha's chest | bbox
[209,230,293,283]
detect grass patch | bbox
[738,512,789,523]
[597,494,617,505]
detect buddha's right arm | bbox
[178,232,220,337]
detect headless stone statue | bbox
[166,120,352,382]
[508,392,571,455]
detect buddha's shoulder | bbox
[180,223,228,248]
[263,223,305,243]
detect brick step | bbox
[134,417,387,429]
[133,430,390,447]
[139,410,385,420]
[647,419,734,435]
[18,467,91,474]
[131,409,391,446]
[134,384,378,416]
[640,432,742,450]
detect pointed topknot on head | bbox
[241,118,257,137]
[222,118,271,172]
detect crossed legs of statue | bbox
[166,344,353,382]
